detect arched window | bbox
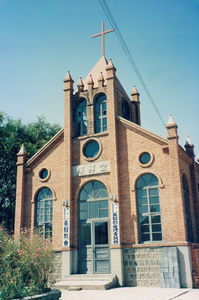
[182,175,192,242]
[79,181,109,221]
[35,187,53,239]
[78,181,110,274]
[136,173,162,243]
[94,94,107,133]
[76,98,87,136]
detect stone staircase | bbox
[54,274,119,290]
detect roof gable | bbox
[117,116,168,146]
[26,129,64,167]
[83,56,129,99]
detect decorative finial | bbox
[98,72,104,82]
[18,143,27,155]
[185,136,193,146]
[167,114,175,126]
[87,74,94,89]
[77,77,84,92]
[131,85,139,96]
[92,21,114,57]
[64,71,73,81]
[107,59,115,69]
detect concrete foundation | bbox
[110,248,123,286]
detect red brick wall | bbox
[191,244,199,288]
[15,63,198,257]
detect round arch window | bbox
[139,152,154,167]
[83,140,100,159]
[79,180,109,220]
[39,168,50,181]
[139,152,151,164]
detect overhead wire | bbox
[99,0,165,127]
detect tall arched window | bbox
[35,187,53,239]
[94,94,107,133]
[76,98,87,136]
[79,181,109,221]
[78,181,110,274]
[136,173,162,243]
[182,175,192,242]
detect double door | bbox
[79,219,110,274]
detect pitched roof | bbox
[83,56,129,99]
[26,129,64,167]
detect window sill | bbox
[73,131,109,141]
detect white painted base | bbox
[110,248,123,286]
[177,245,193,288]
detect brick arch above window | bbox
[32,184,57,203]
[132,171,164,192]
[74,178,111,202]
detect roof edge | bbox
[26,128,64,167]
[117,116,168,145]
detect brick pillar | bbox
[166,115,187,241]
[87,74,95,136]
[106,59,123,285]
[14,144,27,240]
[131,86,141,125]
[185,139,199,242]
[106,59,120,232]
[63,71,74,246]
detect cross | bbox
[92,21,114,57]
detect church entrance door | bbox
[78,181,110,274]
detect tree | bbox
[0,112,61,232]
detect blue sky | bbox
[0,0,199,155]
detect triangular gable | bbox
[83,56,129,99]
[26,128,64,167]
[117,116,168,146]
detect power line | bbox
[99,0,165,127]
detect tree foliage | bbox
[0,112,61,232]
[0,226,55,299]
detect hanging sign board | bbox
[111,202,120,245]
[63,206,70,247]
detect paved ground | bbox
[60,287,199,300]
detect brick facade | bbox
[14,56,199,287]
[191,244,199,288]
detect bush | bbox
[0,226,55,299]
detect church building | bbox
[14,26,199,289]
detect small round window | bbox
[39,168,48,180]
[83,140,100,159]
[139,152,151,165]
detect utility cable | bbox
[99,0,165,127]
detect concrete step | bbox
[54,274,118,290]
[60,274,113,281]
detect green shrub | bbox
[0,226,55,299]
